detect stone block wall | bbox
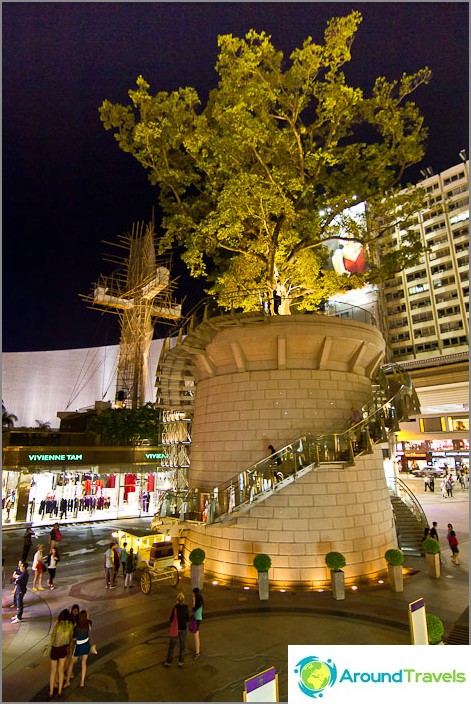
[184,446,397,587]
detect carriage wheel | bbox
[140,569,152,595]
[168,566,179,587]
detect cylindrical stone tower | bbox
[168,313,398,585]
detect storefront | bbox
[1,445,174,525]
[395,438,469,472]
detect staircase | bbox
[390,496,425,556]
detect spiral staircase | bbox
[154,300,427,554]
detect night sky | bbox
[3,2,469,352]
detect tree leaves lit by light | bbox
[100,11,431,314]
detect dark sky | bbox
[2,2,469,352]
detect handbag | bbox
[90,643,98,655]
[168,607,179,637]
[189,614,198,634]
[42,643,51,658]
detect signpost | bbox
[243,666,279,702]
[409,597,428,644]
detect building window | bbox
[406,269,427,282]
[429,247,450,261]
[408,283,430,296]
[415,340,439,352]
[433,275,456,289]
[448,417,469,432]
[442,335,468,347]
[444,171,465,185]
[412,311,434,323]
[410,297,431,310]
[420,417,445,432]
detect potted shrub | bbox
[253,554,272,601]
[189,548,206,590]
[423,538,441,579]
[384,548,405,593]
[325,552,346,600]
[427,613,445,644]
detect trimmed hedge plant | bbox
[253,554,272,573]
[426,613,445,644]
[385,549,405,566]
[325,552,346,571]
[189,548,206,565]
[423,538,441,555]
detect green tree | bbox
[35,420,51,431]
[100,12,431,314]
[2,401,18,429]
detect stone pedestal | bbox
[331,570,345,600]
[257,571,269,600]
[387,564,404,592]
[426,552,441,579]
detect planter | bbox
[191,563,204,590]
[331,570,345,600]
[387,563,404,592]
[426,552,441,579]
[257,571,269,601]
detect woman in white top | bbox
[46,546,60,590]
[32,544,45,591]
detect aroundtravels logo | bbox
[294,656,337,698]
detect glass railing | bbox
[153,361,420,525]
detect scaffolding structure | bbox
[82,220,181,408]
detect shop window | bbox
[448,417,469,432]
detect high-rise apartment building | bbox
[378,159,469,363]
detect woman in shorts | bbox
[65,609,92,689]
[48,609,74,699]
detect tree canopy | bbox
[100,11,431,314]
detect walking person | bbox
[447,524,460,565]
[163,592,189,668]
[124,547,136,589]
[445,475,454,497]
[119,542,128,577]
[21,527,36,563]
[191,587,204,660]
[47,608,74,700]
[11,561,29,624]
[430,522,439,541]
[32,544,45,591]
[424,475,430,492]
[440,478,448,498]
[103,543,114,589]
[112,543,120,585]
[45,546,60,589]
[64,610,92,689]
[63,604,81,681]
[49,523,62,550]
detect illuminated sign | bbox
[145,452,166,459]
[28,453,83,461]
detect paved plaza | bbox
[1,479,468,703]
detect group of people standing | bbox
[422,520,461,565]
[7,523,64,624]
[103,541,137,589]
[47,603,95,698]
[163,587,204,667]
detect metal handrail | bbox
[154,361,421,525]
[387,475,429,530]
